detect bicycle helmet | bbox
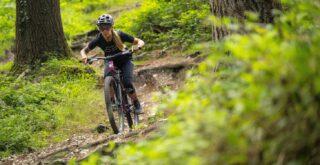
[97,14,114,26]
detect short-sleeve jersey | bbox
[88,30,134,56]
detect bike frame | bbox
[107,60,132,116]
[87,50,138,133]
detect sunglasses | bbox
[98,25,112,31]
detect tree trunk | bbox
[209,0,215,42]
[13,0,71,72]
[210,0,282,41]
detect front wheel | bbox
[104,76,124,134]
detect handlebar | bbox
[86,50,132,64]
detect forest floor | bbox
[0,49,201,165]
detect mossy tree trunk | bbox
[13,0,71,73]
[209,0,282,41]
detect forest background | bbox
[0,0,319,164]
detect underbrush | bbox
[115,0,211,51]
[0,58,106,157]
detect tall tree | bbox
[13,0,71,72]
[209,0,282,41]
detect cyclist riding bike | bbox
[80,14,144,114]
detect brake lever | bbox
[87,58,98,65]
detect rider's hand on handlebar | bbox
[131,45,142,53]
[82,56,88,64]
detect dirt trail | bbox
[1,124,160,165]
[1,50,200,165]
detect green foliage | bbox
[0,61,13,73]
[0,0,15,57]
[0,75,60,156]
[115,0,211,50]
[0,58,106,157]
[88,0,319,164]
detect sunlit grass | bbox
[0,61,13,72]
[132,60,147,65]
[49,88,108,143]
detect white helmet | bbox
[97,14,114,26]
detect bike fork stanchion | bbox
[134,113,139,126]
[117,84,125,133]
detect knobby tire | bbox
[104,76,124,134]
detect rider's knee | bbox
[122,78,132,87]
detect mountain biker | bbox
[80,14,144,114]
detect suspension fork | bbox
[114,72,126,113]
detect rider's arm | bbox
[117,31,144,52]
[80,45,91,63]
[81,35,100,63]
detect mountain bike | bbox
[87,50,139,134]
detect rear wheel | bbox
[124,95,139,127]
[104,76,124,134]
